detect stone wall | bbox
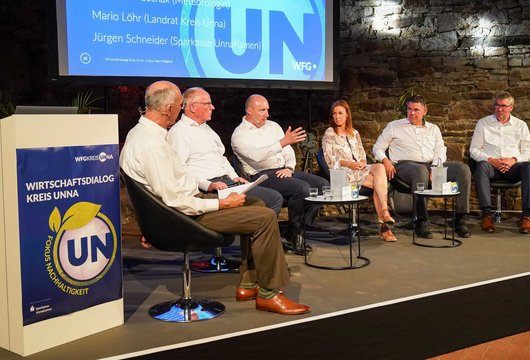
[338,0,530,210]
[2,1,529,212]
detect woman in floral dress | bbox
[322,100,397,241]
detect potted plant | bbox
[72,90,103,114]
[0,90,16,118]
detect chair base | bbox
[190,256,240,273]
[149,297,225,322]
[494,211,502,223]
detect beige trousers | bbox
[196,197,290,290]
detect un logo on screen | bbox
[47,201,118,290]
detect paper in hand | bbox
[217,174,268,199]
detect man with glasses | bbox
[121,81,310,315]
[373,95,472,239]
[167,87,284,216]
[470,91,530,234]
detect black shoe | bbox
[415,220,433,239]
[285,230,312,256]
[454,222,472,238]
[293,235,313,255]
[282,240,294,252]
[452,216,472,238]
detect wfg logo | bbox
[44,201,118,295]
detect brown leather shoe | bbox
[519,216,530,234]
[236,286,259,301]
[481,215,495,233]
[256,293,310,315]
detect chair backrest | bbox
[390,176,412,194]
[121,171,228,252]
[231,155,251,182]
[316,148,330,180]
[468,157,478,174]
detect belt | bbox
[208,175,232,183]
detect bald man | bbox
[231,94,329,255]
[120,81,310,315]
[167,87,283,214]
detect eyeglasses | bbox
[494,103,512,108]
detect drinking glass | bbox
[309,187,318,198]
[322,185,332,200]
[416,182,425,192]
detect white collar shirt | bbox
[373,118,447,164]
[119,116,219,215]
[231,118,296,175]
[470,114,530,162]
[167,114,238,191]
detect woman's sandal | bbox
[380,224,397,242]
[381,208,396,225]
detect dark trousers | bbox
[395,161,471,219]
[252,169,329,232]
[196,197,290,290]
[473,161,530,216]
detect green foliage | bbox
[72,90,104,114]
[0,91,16,118]
[397,87,416,117]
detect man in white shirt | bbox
[373,95,472,239]
[470,91,530,234]
[120,80,310,315]
[167,87,283,214]
[231,94,329,255]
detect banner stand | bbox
[0,114,123,356]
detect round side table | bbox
[412,190,462,248]
[303,195,370,270]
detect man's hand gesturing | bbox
[280,126,306,147]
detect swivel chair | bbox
[121,171,232,322]
[469,158,522,223]
[315,148,329,180]
[389,176,414,215]
[490,181,522,222]
[189,246,239,273]
[231,154,301,251]
[189,160,240,273]
[231,154,252,182]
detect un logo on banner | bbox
[46,202,118,293]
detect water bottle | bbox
[431,157,447,193]
[330,156,347,199]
